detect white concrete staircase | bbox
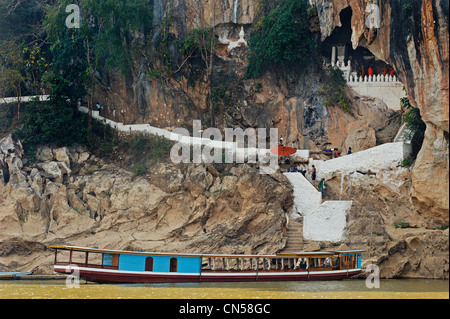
[0,95,50,104]
[282,140,412,247]
[283,172,352,244]
[309,141,412,180]
[2,95,311,162]
[283,172,322,216]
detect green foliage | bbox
[131,163,148,176]
[179,27,216,73]
[81,0,153,74]
[45,29,90,109]
[14,102,83,156]
[13,100,117,161]
[402,3,413,11]
[0,104,14,133]
[320,66,352,113]
[394,221,417,229]
[401,157,413,167]
[180,28,214,54]
[157,16,176,73]
[0,0,46,43]
[0,39,26,98]
[128,133,174,165]
[208,84,230,111]
[401,95,426,157]
[23,43,49,94]
[246,0,316,79]
[255,82,263,93]
[14,0,154,160]
[44,0,153,76]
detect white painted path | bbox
[4,95,411,244]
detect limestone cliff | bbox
[94,0,400,155]
[95,0,447,223]
[313,0,449,223]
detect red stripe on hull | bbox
[55,267,361,284]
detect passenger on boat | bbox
[299,260,307,270]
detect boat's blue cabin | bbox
[102,253,201,273]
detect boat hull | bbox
[54,265,361,284]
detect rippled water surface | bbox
[0,279,448,299]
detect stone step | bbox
[284,243,303,248]
[282,219,304,253]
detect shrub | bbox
[13,100,117,161]
[131,163,148,176]
[401,157,413,167]
[129,133,173,164]
[246,0,316,79]
[320,66,352,112]
[401,96,426,158]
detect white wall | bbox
[348,82,404,111]
[0,95,50,104]
[303,200,352,242]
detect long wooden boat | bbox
[49,245,365,284]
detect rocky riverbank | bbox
[0,134,292,274]
[1,134,448,279]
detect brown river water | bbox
[0,278,447,299]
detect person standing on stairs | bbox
[319,178,326,198]
[311,165,317,187]
[333,148,339,158]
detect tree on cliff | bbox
[0,0,50,106]
[13,0,152,157]
[246,0,316,79]
[0,40,25,117]
[177,0,221,127]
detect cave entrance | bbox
[321,6,393,79]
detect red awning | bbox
[270,146,297,156]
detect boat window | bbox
[170,258,178,272]
[145,257,153,271]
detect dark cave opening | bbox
[320,6,393,77]
[1,165,10,184]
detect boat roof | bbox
[49,245,364,258]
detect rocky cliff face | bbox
[324,167,449,279]
[95,0,448,223]
[95,0,400,153]
[313,0,449,223]
[0,135,292,274]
